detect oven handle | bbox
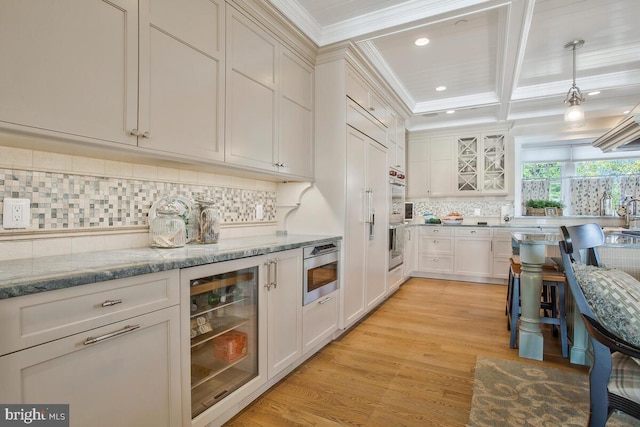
[304,251,338,270]
[389,226,395,251]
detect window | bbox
[520,158,640,215]
[522,162,562,202]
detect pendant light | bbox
[564,40,585,127]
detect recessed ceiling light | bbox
[446,110,455,114]
[435,86,447,91]
[414,38,429,46]
[623,110,631,115]
[587,91,600,96]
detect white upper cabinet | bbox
[225,9,277,171]
[407,135,454,197]
[456,133,507,195]
[278,50,314,178]
[225,7,313,179]
[0,0,139,145]
[407,130,507,198]
[387,110,405,173]
[0,0,225,161]
[0,1,312,179]
[138,0,225,160]
[346,68,388,128]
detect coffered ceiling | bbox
[270,0,640,136]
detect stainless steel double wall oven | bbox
[389,171,405,271]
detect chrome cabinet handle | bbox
[130,129,150,138]
[433,229,439,233]
[101,299,122,307]
[264,260,272,290]
[471,230,477,234]
[83,324,140,345]
[319,296,333,304]
[271,258,278,289]
[264,259,277,289]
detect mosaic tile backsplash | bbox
[413,200,514,217]
[1,169,276,231]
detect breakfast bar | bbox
[512,230,640,364]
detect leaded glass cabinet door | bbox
[482,134,506,192]
[457,136,478,192]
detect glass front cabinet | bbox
[456,133,506,195]
[181,257,267,427]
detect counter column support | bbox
[518,243,546,360]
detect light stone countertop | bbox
[511,231,640,248]
[0,234,341,299]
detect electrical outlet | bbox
[255,204,264,221]
[3,198,30,229]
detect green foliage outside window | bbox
[522,162,562,202]
[576,159,640,176]
[576,160,640,208]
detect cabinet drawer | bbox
[419,226,453,236]
[418,236,453,255]
[0,270,179,356]
[303,290,338,355]
[418,254,453,273]
[454,227,491,237]
[493,228,515,238]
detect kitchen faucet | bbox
[625,198,640,229]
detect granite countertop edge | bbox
[0,234,342,300]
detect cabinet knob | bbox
[369,107,376,111]
[141,131,150,138]
[130,129,139,136]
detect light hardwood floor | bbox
[225,277,589,426]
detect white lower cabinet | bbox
[0,272,181,427]
[403,227,416,278]
[265,249,303,378]
[412,225,517,281]
[417,226,454,273]
[453,227,492,277]
[302,290,339,355]
[492,230,515,279]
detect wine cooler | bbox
[183,261,260,421]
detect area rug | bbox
[468,356,640,427]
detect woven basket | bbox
[526,207,563,216]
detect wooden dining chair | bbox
[559,223,640,426]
